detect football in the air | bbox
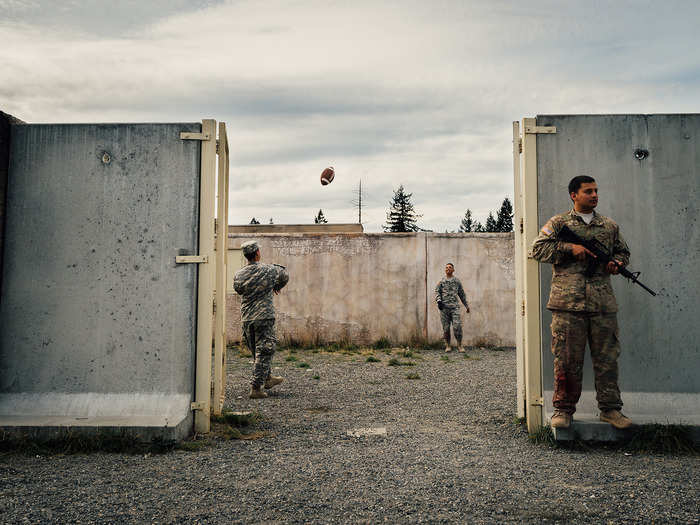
[320,166,335,185]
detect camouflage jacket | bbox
[233,262,289,321]
[435,277,469,309]
[531,209,630,312]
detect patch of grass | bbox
[387,358,416,367]
[405,372,421,380]
[371,337,392,350]
[175,440,208,452]
[402,349,414,358]
[528,424,556,446]
[0,431,176,455]
[624,424,699,455]
[285,355,298,362]
[312,374,320,380]
[297,362,311,369]
[211,410,260,428]
[365,355,381,363]
[463,354,481,360]
[440,355,450,362]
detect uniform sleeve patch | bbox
[541,225,553,236]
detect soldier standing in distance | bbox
[435,263,470,353]
[531,175,633,430]
[233,240,289,399]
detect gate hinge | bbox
[180,131,212,141]
[519,218,524,234]
[190,401,207,411]
[175,255,208,264]
[524,126,556,134]
[530,397,544,407]
[521,300,525,317]
[518,137,523,153]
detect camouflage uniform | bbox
[233,246,289,389]
[435,276,469,345]
[531,209,630,415]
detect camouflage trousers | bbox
[440,306,462,344]
[242,318,277,388]
[550,311,622,415]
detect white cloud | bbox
[2,0,699,231]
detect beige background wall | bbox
[226,232,515,347]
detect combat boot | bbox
[550,410,571,429]
[249,386,268,399]
[444,344,452,353]
[264,376,284,390]
[600,410,633,429]
[457,345,466,353]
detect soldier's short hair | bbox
[241,240,260,261]
[568,175,596,195]
[446,262,454,269]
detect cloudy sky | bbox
[2,1,699,231]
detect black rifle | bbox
[558,225,657,296]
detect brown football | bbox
[320,166,335,185]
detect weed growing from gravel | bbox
[405,372,421,380]
[312,374,320,380]
[440,355,450,362]
[528,425,556,446]
[366,356,381,363]
[372,337,392,349]
[402,350,414,358]
[285,355,298,362]
[297,362,311,368]
[463,354,481,360]
[623,424,698,455]
[0,431,175,455]
[387,358,416,367]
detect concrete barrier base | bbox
[0,393,193,442]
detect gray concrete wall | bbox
[226,232,515,346]
[535,114,700,420]
[0,111,24,301]
[0,123,202,438]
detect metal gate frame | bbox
[183,119,230,433]
[513,118,548,434]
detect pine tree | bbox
[249,217,260,224]
[314,209,328,224]
[459,209,474,232]
[383,185,422,232]
[474,221,485,232]
[495,197,514,232]
[485,212,498,232]
[269,218,274,224]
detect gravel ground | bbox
[1,346,698,524]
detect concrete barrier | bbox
[226,232,515,347]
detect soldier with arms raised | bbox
[531,175,633,430]
[233,240,289,399]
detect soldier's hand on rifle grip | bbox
[606,260,621,275]
[570,243,596,261]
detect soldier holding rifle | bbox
[531,175,634,430]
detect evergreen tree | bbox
[249,217,260,225]
[269,218,274,224]
[474,221,485,232]
[495,197,514,232]
[383,185,422,232]
[485,212,498,232]
[314,209,328,224]
[459,209,474,232]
